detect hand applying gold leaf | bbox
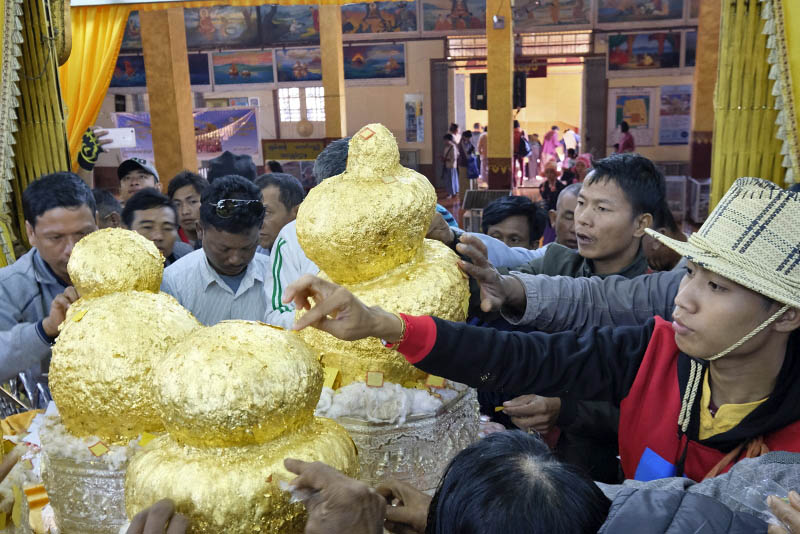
[284,459,386,534]
[285,275,403,343]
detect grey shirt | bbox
[161,249,269,326]
[0,248,66,405]
[500,268,684,335]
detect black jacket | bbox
[417,319,800,453]
[599,488,767,533]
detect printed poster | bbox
[344,44,406,80]
[607,87,657,147]
[608,32,681,71]
[659,85,691,145]
[114,108,261,163]
[597,0,683,23]
[404,94,424,143]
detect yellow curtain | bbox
[59,5,132,171]
[761,0,799,185]
[710,0,784,208]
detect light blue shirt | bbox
[161,249,270,326]
[475,233,549,269]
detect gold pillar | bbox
[319,5,347,140]
[486,0,513,189]
[140,7,197,189]
[688,0,720,180]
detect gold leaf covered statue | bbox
[296,124,470,385]
[50,228,199,443]
[126,320,358,534]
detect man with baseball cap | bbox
[285,177,800,483]
[118,158,159,203]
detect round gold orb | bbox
[125,418,358,534]
[154,321,323,448]
[296,123,436,285]
[50,291,200,443]
[298,240,469,386]
[67,228,163,298]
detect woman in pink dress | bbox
[539,125,561,174]
[616,121,636,153]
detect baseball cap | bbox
[118,158,159,181]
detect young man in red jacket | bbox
[285,177,800,482]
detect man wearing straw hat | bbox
[284,177,800,482]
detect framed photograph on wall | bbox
[659,84,692,145]
[260,5,320,46]
[512,0,591,32]
[344,43,406,84]
[275,47,323,84]
[211,50,275,89]
[608,32,681,71]
[120,11,142,51]
[597,0,683,28]
[184,6,260,49]
[342,1,418,38]
[421,0,485,34]
[110,55,146,90]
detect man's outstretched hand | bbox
[284,275,403,343]
[126,499,188,534]
[285,459,386,534]
[455,234,525,313]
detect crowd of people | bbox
[3,127,800,533]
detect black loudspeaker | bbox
[470,72,527,110]
[513,71,527,109]
[470,73,487,110]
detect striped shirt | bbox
[161,249,270,326]
[263,220,318,329]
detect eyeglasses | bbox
[208,199,264,219]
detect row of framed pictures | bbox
[110,44,406,90]
[608,29,696,73]
[120,0,702,51]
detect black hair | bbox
[254,173,305,211]
[551,125,559,130]
[449,123,459,133]
[121,188,178,228]
[444,133,454,141]
[313,137,351,185]
[513,119,520,128]
[23,172,95,227]
[207,151,257,183]
[167,170,209,200]
[199,175,264,233]
[267,160,284,173]
[587,153,666,220]
[557,182,582,208]
[426,431,611,534]
[567,148,576,158]
[620,121,630,133]
[92,188,121,219]
[481,195,547,244]
[462,130,473,139]
[652,200,680,234]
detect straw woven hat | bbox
[645,177,800,310]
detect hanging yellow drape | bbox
[59,5,131,172]
[710,0,784,209]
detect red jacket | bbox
[620,317,800,481]
[403,316,800,482]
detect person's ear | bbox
[109,212,122,228]
[25,221,37,249]
[633,213,653,238]
[774,307,800,334]
[548,209,557,227]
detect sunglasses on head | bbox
[209,199,264,219]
